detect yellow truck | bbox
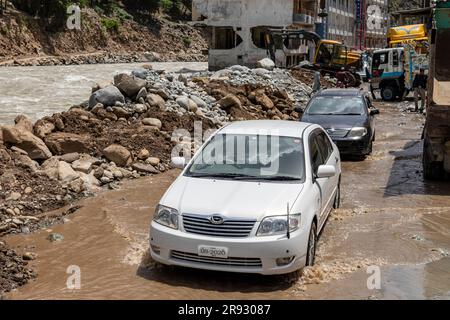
[388,24,429,50]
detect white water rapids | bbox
[0,62,207,125]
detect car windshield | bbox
[186,134,305,181]
[306,96,365,115]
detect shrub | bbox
[101,17,120,32]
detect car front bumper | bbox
[150,221,308,275]
[334,137,371,156]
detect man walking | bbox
[413,68,428,113]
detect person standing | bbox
[413,68,428,113]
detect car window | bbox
[186,134,306,181]
[309,134,324,175]
[305,96,366,115]
[316,131,333,162]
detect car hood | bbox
[160,176,304,221]
[302,114,367,129]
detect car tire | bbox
[306,221,317,267]
[423,139,446,181]
[381,86,396,101]
[333,181,341,209]
[367,140,373,155]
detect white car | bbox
[150,120,341,275]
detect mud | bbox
[3,100,450,300]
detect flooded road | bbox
[0,62,207,125]
[4,101,450,299]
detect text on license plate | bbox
[198,245,229,258]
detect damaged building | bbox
[192,0,321,70]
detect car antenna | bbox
[287,202,291,239]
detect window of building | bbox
[212,27,243,50]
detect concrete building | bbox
[321,0,388,50]
[322,0,356,47]
[192,0,320,70]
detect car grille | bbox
[171,250,263,268]
[326,128,350,138]
[182,214,256,238]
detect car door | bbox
[365,95,375,140]
[315,130,338,224]
[309,131,329,226]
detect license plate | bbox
[198,245,229,259]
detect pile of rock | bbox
[0,240,36,297]
[1,61,326,235]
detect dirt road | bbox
[4,100,450,300]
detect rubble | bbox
[1,63,331,241]
[0,241,37,297]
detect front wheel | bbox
[306,222,317,267]
[381,86,396,101]
[423,139,445,181]
[333,181,341,209]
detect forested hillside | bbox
[0,0,207,65]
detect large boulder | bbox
[256,58,275,71]
[189,95,208,109]
[176,96,198,112]
[132,163,159,174]
[88,85,125,109]
[103,144,132,167]
[34,119,55,139]
[142,118,162,129]
[114,73,147,98]
[218,94,242,109]
[45,132,90,155]
[58,161,79,184]
[255,92,275,110]
[147,93,166,109]
[40,157,60,180]
[2,126,52,160]
[14,115,34,133]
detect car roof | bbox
[218,120,313,138]
[315,88,365,97]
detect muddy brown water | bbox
[4,101,450,299]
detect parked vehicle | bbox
[150,120,341,276]
[422,1,450,180]
[370,36,429,101]
[301,89,379,157]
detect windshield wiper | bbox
[188,173,258,179]
[257,176,302,181]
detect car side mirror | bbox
[370,108,380,116]
[316,165,337,179]
[294,106,304,114]
[171,157,186,169]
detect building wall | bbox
[322,0,388,50]
[325,0,356,47]
[193,0,317,70]
[364,0,388,50]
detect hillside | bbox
[0,3,208,66]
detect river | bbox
[3,99,450,299]
[0,62,207,125]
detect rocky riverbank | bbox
[0,51,206,67]
[0,7,208,67]
[0,61,333,295]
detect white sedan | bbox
[150,120,341,276]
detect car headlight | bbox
[154,205,179,229]
[347,127,368,138]
[257,214,301,237]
